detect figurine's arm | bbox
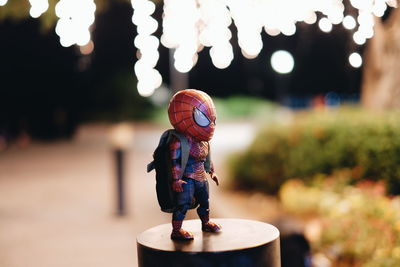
[208,155,219,186]
[169,136,187,192]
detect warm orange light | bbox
[79,40,94,55]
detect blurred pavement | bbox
[0,122,279,267]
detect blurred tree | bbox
[362,5,400,110]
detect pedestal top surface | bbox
[137,218,279,253]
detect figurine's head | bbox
[168,89,217,141]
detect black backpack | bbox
[147,129,212,213]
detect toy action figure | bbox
[168,89,221,240]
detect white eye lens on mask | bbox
[193,108,210,127]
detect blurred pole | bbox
[169,49,189,93]
[115,148,126,216]
[109,123,134,217]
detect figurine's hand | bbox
[211,173,219,186]
[172,179,187,192]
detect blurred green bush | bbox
[229,107,400,195]
[213,96,277,121]
[280,175,400,266]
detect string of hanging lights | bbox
[0,0,397,96]
[131,0,162,97]
[148,0,396,96]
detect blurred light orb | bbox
[134,60,148,77]
[137,17,158,35]
[0,0,8,6]
[29,0,49,18]
[79,40,94,55]
[343,15,356,30]
[240,38,263,58]
[373,2,387,17]
[210,45,233,69]
[349,52,362,68]
[211,58,231,69]
[241,49,258,60]
[281,24,296,36]
[271,50,294,74]
[131,0,155,15]
[137,80,156,97]
[109,123,134,149]
[140,52,159,68]
[264,27,280,36]
[318,18,333,33]
[304,12,317,24]
[30,8,42,18]
[353,31,366,45]
[174,58,194,73]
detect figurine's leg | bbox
[171,179,194,240]
[195,180,221,233]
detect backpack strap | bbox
[170,130,190,180]
[204,141,211,173]
[147,129,173,173]
[147,129,191,178]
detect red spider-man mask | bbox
[168,89,217,142]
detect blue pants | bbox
[173,178,210,221]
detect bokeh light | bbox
[349,52,363,68]
[79,40,94,55]
[0,0,8,6]
[353,31,366,45]
[342,15,356,30]
[318,18,333,33]
[55,0,96,47]
[304,12,317,24]
[210,43,234,69]
[373,0,388,17]
[28,0,49,18]
[271,50,294,74]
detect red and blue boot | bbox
[199,214,221,233]
[171,220,194,241]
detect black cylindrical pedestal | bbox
[137,218,280,267]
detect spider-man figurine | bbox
[168,89,221,240]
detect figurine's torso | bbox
[185,138,209,181]
[170,135,210,181]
